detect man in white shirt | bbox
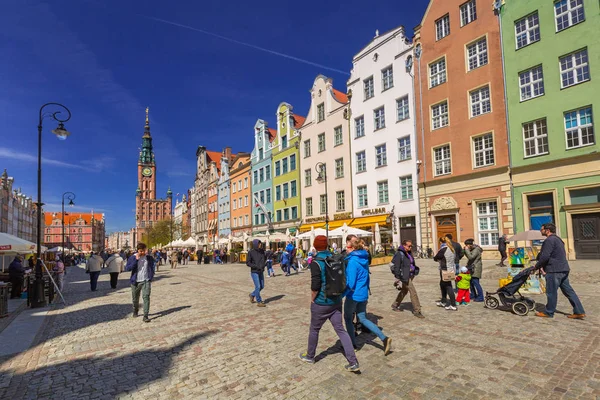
[125,242,155,322]
[105,250,124,289]
[85,252,104,292]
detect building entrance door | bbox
[436,215,457,243]
[573,213,600,259]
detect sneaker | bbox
[132,311,139,318]
[413,311,425,319]
[435,301,446,307]
[344,363,360,372]
[383,337,392,356]
[143,315,151,323]
[298,352,315,364]
[249,294,256,304]
[567,314,586,320]
[445,305,457,311]
[257,302,266,307]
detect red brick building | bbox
[43,212,105,252]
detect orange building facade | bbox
[44,212,105,253]
[229,153,252,241]
[414,0,512,257]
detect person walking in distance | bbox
[86,252,103,292]
[464,239,484,302]
[534,223,586,319]
[497,234,508,267]
[125,242,155,322]
[247,239,267,307]
[105,250,124,289]
[390,240,424,318]
[298,235,360,372]
[196,248,203,265]
[52,256,65,293]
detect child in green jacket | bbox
[455,266,472,305]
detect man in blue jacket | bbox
[533,223,585,319]
[125,242,155,322]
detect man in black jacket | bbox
[9,256,26,299]
[391,240,423,318]
[534,223,585,319]
[497,235,508,267]
[247,239,267,307]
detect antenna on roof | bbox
[375,29,379,38]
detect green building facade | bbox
[501,0,600,259]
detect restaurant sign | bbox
[305,216,326,223]
[333,212,352,220]
[361,207,387,216]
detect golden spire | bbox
[145,107,149,125]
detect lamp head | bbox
[52,122,71,141]
[68,199,75,207]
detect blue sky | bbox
[0,0,428,233]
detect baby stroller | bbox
[484,266,536,316]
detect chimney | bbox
[224,146,232,160]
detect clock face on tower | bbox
[142,167,153,177]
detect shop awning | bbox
[350,214,388,229]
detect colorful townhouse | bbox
[250,119,276,233]
[193,146,222,250]
[414,0,512,258]
[347,26,420,249]
[271,103,305,234]
[298,75,352,235]
[500,0,600,259]
[229,153,252,240]
[217,150,233,240]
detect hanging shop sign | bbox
[334,212,352,220]
[361,207,387,216]
[305,216,326,223]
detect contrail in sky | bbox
[138,14,350,75]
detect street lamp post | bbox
[61,192,75,259]
[33,103,72,308]
[315,162,329,242]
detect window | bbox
[276,210,282,222]
[470,86,491,117]
[560,49,590,88]
[266,188,271,203]
[374,106,386,130]
[305,169,312,187]
[292,206,298,219]
[233,199,237,210]
[265,165,271,180]
[435,14,450,40]
[232,182,237,193]
[375,144,387,167]
[555,0,585,32]
[244,196,248,206]
[396,96,409,121]
[335,158,344,178]
[429,58,447,87]
[467,37,488,71]
[336,191,345,211]
[253,170,258,185]
[355,116,365,138]
[259,191,265,204]
[259,168,264,183]
[258,148,263,160]
[334,126,343,146]
[304,139,311,158]
[400,175,413,200]
[281,135,288,149]
[523,118,549,157]
[282,158,288,174]
[244,178,248,188]
[460,0,477,26]
[291,180,297,197]
[473,133,495,167]
[233,218,237,228]
[306,198,313,216]
[382,66,394,91]
[46,235,50,242]
[275,161,281,177]
[283,183,289,199]
[283,208,289,221]
[565,107,594,149]
[317,103,325,122]
[358,186,368,207]
[363,76,374,100]
[431,101,449,129]
[356,151,366,173]
[276,185,281,201]
[515,12,540,49]
[320,194,328,215]
[434,145,452,176]
[245,215,249,225]
[318,133,326,152]
[377,180,389,204]
[519,66,545,101]
[398,136,411,161]
[255,215,259,225]
[477,201,499,246]
[290,154,296,171]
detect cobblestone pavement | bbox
[0,258,598,400]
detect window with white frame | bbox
[515,12,540,49]
[259,191,265,204]
[523,118,549,157]
[304,169,312,187]
[398,136,411,161]
[382,66,394,91]
[290,154,296,171]
[291,180,297,197]
[429,58,447,87]
[460,0,477,26]
[565,107,594,149]
[284,208,289,221]
[318,133,326,152]
[232,182,237,193]
[276,210,282,222]
[317,103,325,122]
[275,161,281,176]
[364,76,374,100]
[519,65,545,101]
[282,158,288,174]
[283,183,289,199]
[245,215,249,225]
[233,199,237,210]
[265,165,271,179]
[320,194,327,214]
[306,197,313,216]
[281,135,287,149]
[377,180,389,204]
[431,101,449,129]
[357,185,368,207]
[334,126,343,146]
[434,145,452,176]
[266,188,271,203]
[554,0,585,32]
[253,170,258,185]
[559,49,590,88]
[396,95,409,121]
[467,37,488,71]
[399,175,413,200]
[244,177,248,188]
[336,191,345,212]
[374,106,385,130]
[304,139,311,158]
[291,207,298,220]
[473,133,495,167]
[276,185,281,201]
[435,14,450,40]
[355,116,365,138]
[470,86,491,117]
[244,195,248,206]
[375,144,387,167]
[477,201,499,246]
[335,158,344,178]
[356,151,366,173]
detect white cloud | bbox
[0,147,93,171]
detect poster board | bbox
[506,246,545,294]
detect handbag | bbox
[441,268,455,282]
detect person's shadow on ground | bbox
[149,306,192,320]
[263,295,285,304]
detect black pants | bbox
[439,275,456,306]
[110,272,119,289]
[499,250,507,264]
[10,277,24,299]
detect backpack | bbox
[314,254,347,298]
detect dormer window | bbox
[259,148,263,160]
[282,135,288,149]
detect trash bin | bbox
[0,283,11,318]
[204,255,210,264]
[240,252,247,263]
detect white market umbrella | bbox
[269,232,288,242]
[328,224,373,239]
[507,230,545,242]
[182,237,196,247]
[297,227,327,239]
[0,232,41,254]
[242,232,248,251]
[374,223,382,251]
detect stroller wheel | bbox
[512,302,529,316]
[485,297,499,309]
[525,298,536,311]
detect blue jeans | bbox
[89,271,100,291]
[343,298,386,347]
[266,260,273,276]
[545,272,585,317]
[250,271,264,303]
[470,277,483,301]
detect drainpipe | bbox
[415,44,430,250]
[406,48,420,250]
[346,90,355,224]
